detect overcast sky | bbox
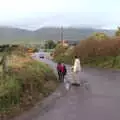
[0,0,120,30]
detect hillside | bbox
[0,27,115,44]
[35,27,115,41]
[0,27,33,44]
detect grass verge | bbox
[0,52,58,119]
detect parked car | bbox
[39,54,44,58]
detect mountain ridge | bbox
[0,26,115,44]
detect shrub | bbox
[73,36,120,65]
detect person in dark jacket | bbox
[57,62,67,82]
[61,62,67,77]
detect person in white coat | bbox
[72,56,82,86]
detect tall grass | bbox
[0,53,58,119]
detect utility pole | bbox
[60,26,64,45]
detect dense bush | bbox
[74,37,120,64]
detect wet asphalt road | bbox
[15,54,120,120]
[33,55,120,120]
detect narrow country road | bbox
[14,54,120,120]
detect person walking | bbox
[72,56,82,86]
[61,62,67,81]
[57,62,67,82]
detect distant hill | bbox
[0,27,34,44]
[0,27,115,44]
[34,27,115,41]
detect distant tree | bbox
[91,32,109,41]
[45,40,56,49]
[54,44,68,57]
[115,27,120,36]
[33,48,39,52]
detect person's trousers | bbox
[58,72,64,82]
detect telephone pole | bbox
[60,26,64,45]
